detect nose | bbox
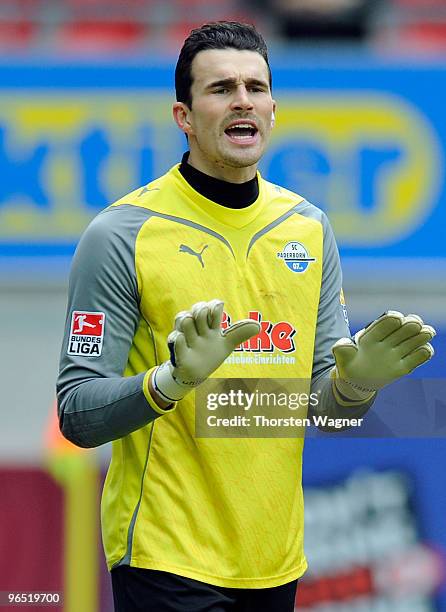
[230,84,254,112]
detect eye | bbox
[213,88,229,94]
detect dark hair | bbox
[175,21,272,109]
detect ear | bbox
[173,102,194,136]
[271,100,277,128]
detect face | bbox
[173,48,276,182]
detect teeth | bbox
[225,123,256,141]
[228,124,255,129]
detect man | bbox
[57,22,435,612]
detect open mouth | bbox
[224,123,258,143]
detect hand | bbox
[331,311,435,402]
[151,300,261,404]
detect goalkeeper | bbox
[57,21,434,612]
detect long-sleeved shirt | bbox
[57,160,374,587]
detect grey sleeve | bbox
[57,205,166,448]
[298,205,375,426]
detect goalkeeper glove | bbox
[332,311,435,402]
[151,299,260,404]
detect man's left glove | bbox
[331,311,435,402]
[151,299,261,404]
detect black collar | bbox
[179,152,259,209]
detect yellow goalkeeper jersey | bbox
[58,163,350,588]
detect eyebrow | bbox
[206,77,269,90]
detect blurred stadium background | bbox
[1,0,445,610]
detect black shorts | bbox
[111,565,298,612]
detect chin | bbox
[222,149,262,169]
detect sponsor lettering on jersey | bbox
[67,311,105,356]
[277,241,316,273]
[222,311,296,354]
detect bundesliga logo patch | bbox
[67,311,105,356]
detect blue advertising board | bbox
[0,60,445,278]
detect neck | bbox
[179,152,259,209]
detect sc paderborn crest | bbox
[277,241,316,273]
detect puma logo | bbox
[138,186,160,197]
[179,244,208,268]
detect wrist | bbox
[331,367,376,404]
[142,368,176,414]
[148,371,173,410]
[152,361,194,404]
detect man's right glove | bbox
[151,299,261,404]
[332,311,435,402]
